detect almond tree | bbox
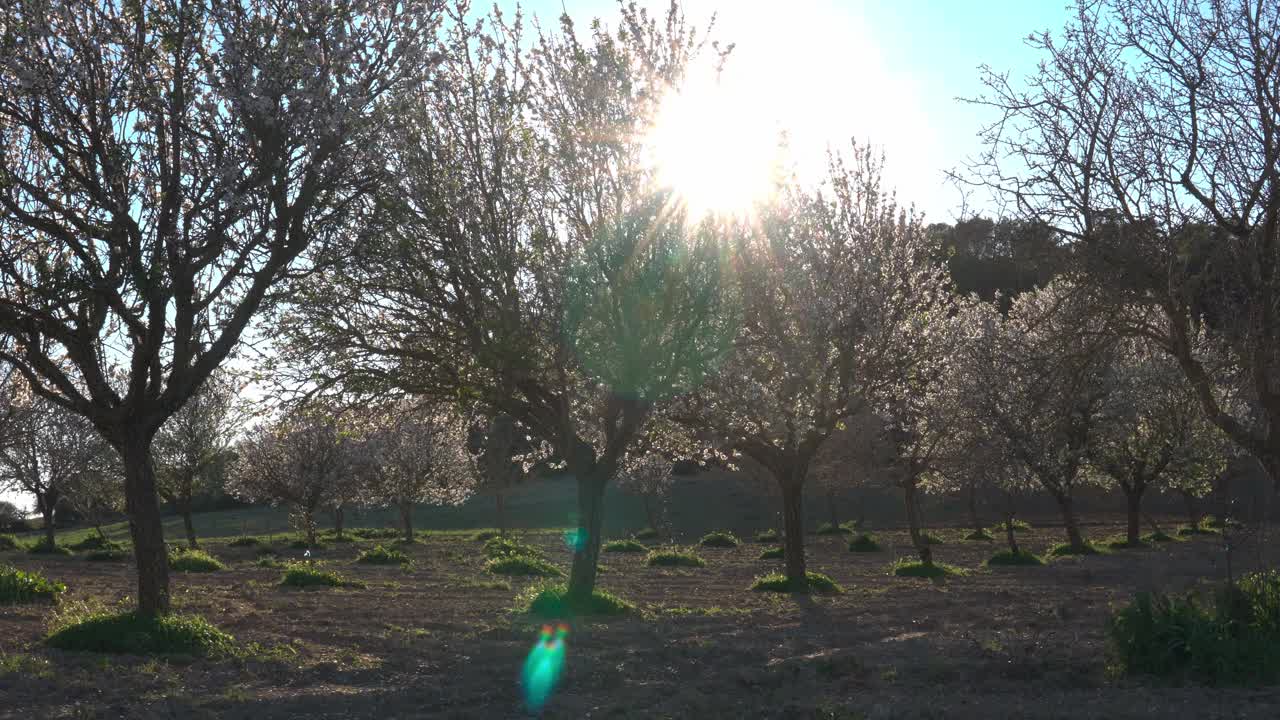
[0,0,439,616]
[616,452,675,535]
[276,4,736,602]
[678,147,955,590]
[965,0,1280,489]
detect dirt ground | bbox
[1,521,1277,719]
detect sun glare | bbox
[644,75,781,219]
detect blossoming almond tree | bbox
[0,0,440,616]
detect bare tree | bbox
[0,0,439,616]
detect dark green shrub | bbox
[86,542,129,562]
[848,534,881,552]
[987,550,1044,566]
[964,529,995,541]
[754,528,780,543]
[1108,570,1280,684]
[891,559,966,578]
[698,531,739,548]
[0,534,18,551]
[751,571,843,594]
[228,536,261,547]
[168,548,225,573]
[816,522,853,536]
[356,545,410,565]
[633,527,661,540]
[280,563,365,589]
[482,536,544,561]
[27,540,72,556]
[646,548,706,568]
[46,611,233,656]
[471,529,501,542]
[1048,542,1103,557]
[602,539,647,553]
[485,555,563,577]
[0,564,65,603]
[759,546,785,560]
[517,582,635,619]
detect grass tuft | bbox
[355,545,411,566]
[1143,530,1177,543]
[280,562,366,589]
[633,527,660,540]
[168,548,225,573]
[0,564,66,603]
[988,519,1032,534]
[227,536,262,547]
[891,559,967,578]
[516,582,635,619]
[645,547,706,568]
[602,539,648,553]
[0,534,19,551]
[1104,535,1150,550]
[26,540,72,556]
[754,528,780,543]
[816,522,853,536]
[750,571,843,594]
[471,529,501,542]
[482,536,544,561]
[86,542,129,563]
[848,533,881,552]
[986,550,1045,566]
[1048,542,1104,557]
[758,546,785,560]
[485,555,564,577]
[964,529,995,541]
[698,531,739,548]
[67,535,111,551]
[46,608,233,656]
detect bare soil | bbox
[1,522,1276,719]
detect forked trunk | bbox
[904,480,932,565]
[566,472,608,603]
[780,476,807,589]
[120,431,170,617]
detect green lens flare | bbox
[563,528,587,553]
[521,623,568,713]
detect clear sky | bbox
[500,0,1072,221]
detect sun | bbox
[643,74,781,219]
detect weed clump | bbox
[485,555,563,577]
[754,528,780,543]
[986,550,1044,566]
[356,545,411,566]
[67,536,110,551]
[482,536,544,561]
[633,527,660,540]
[228,536,261,547]
[750,571,843,594]
[517,582,635,619]
[988,519,1032,534]
[46,608,234,656]
[86,542,129,563]
[816,522,853,536]
[646,548,706,568]
[1108,570,1280,684]
[1144,530,1177,543]
[759,546,785,560]
[964,529,995,541]
[1048,542,1103,557]
[168,548,225,573]
[891,559,967,578]
[471,529,501,542]
[280,562,365,589]
[0,534,19,551]
[0,564,65,604]
[848,534,881,552]
[26,540,72,556]
[602,539,647,553]
[698,531,739,548]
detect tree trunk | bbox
[301,507,317,547]
[1004,514,1019,554]
[1181,490,1199,527]
[1124,487,1143,546]
[182,507,198,549]
[904,480,932,565]
[400,500,414,543]
[94,523,107,542]
[121,431,170,618]
[495,492,507,535]
[827,489,839,528]
[39,497,55,549]
[1054,492,1086,551]
[642,494,657,532]
[332,506,345,540]
[780,476,807,589]
[566,471,608,603]
[967,482,982,535]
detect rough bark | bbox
[495,493,507,535]
[967,482,983,535]
[904,480,932,565]
[121,431,170,617]
[780,476,807,589]
[567,471,608,602]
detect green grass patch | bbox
[516,582,636,619]
[750,571,843,594]
[646,548,706,568]
[355,545,411,566]
[1048,542,1104,557]
[67,535,110,551]
[848,533,881,552]
[1104,535,1150,550]
[349,527,402,540]
[288,538,325,550]
[472,529,501,542]
[168,548,225,573]
[46,608,233,656]
[485,555,564,577]
[633,527,660,540]
[816,522,853,536]
[988,519,1032,534]
[986,550,1045,566]
[482,536,544,561]
[698,531,739,548]
[1177,525,1219,537]
[964,529,995,541]
[0,534,19,551]
[1108,570,1280,685]
[1143,530,1177,543]
[602,539,648,553]
[26,540,72,556]
[227,536,262,547]
[86,542,129,563]
[759,546,785,560]
[0,564,66,604]
[255,556,285,569]
[891,559,967,578]
[280,562,366,589]
[754,528,780,543]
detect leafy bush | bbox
[0,564,65,603]
[602,539,647,553]
[280,563,366,589]
[698,531,739,548]
[646,548,706,568]
[759,546,785,560]
[0,534,18,551]
[46,609,234,656]
[517,582,635,619]
[86,542,129,563]
[848,534,881,552]
[892,559,967,578]
[471,529,501,542]
[1048,542,1103,557]
[483,536,544,561]
[633,527,660,540]
[228,536,261,547]
[356,545,411,566]
[27,540,72,556]
[1108,570,1280,684]
[987,550,1044,566]
[816,522,853,536]
[754,528,780,543]
[751,571,843,594]
[67,535,110,551]
[168,548,225,572]
[485,555,563,577]
[964,529,995,541]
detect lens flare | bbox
[521,623,569,713]
[562,528,587,553]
